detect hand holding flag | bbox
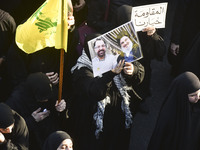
[15,0,74,103]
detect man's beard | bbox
[121,41,133,57]
[97,50,105,58]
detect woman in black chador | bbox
[6,72,67,150]
[43,131,73,150]
[69,33,145,150]
[116,4,166,100]
[148,72,200,150]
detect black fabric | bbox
[148,72,200,150]
[87,0,133,33]
[6,72,58,129]
[0,0,45,26]
[6,29,75,101]
[7,46,60,87]
[26,72,52,101]
[70,34,144,150]
[1,1,75,101]
[71,66,144,150]
[0,9,16,101]
[0,105,29,150]
[87,0,113,33]
[179,32,200,79]
[6,72,65,149]
[72,0,88,27]
[168,0,200,77]
[42,131,71,150]
[0,9,16,57]
[116,4,166,99]
[0,103,14,128]
[6,41,27,87]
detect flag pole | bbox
[58,0,65,103]
[58,48,65,103]
[58,0,73,103]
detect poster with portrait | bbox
[131,2,168,31]
[88,21,143,77]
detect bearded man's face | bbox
[94,40,106,58]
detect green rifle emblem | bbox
[35,17,57,33]
[30,2,57,33]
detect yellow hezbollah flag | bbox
[15,0,72,54]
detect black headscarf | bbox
[26,72,52,101]
[116,5,132,26]
[0,103,14,129]
[42,131,72,150]
[148,72,200,150]
[115,1,153,27]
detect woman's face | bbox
[57,139,73,150]
[188,89,200,103]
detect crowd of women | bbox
[0,0,200,150]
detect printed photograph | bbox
[88,21,143,77]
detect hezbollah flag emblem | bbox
[16,0,72,54]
